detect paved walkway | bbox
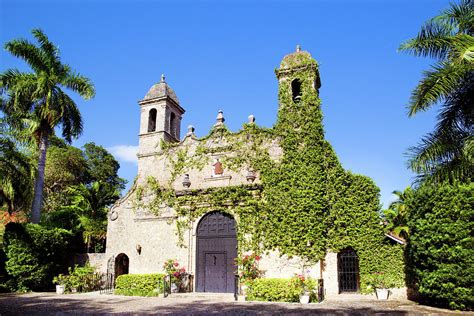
[0,292,470,315]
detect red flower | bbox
[255,255,261,261]
[174,262,179,267]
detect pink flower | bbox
[174,262,179,267]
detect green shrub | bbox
[405,182,473,311]
[114,273,165,296]
[246,278,318,302]
[3,223,72,292]
[53,264,101,293]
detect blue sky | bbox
[1,0,448,208]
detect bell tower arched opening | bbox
[148,108,157,132]
[291,79,302,103]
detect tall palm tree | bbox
[399,0,473,183]
[0,29,95,223]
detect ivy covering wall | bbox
[134,50,405,292]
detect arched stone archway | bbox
[196,212,237,293]
[115,253,129,279]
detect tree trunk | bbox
[31,134,49,223]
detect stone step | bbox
[166,292,236,301]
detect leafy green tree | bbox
[382,188,411,240]
[66,181,119,252]
[83,142,127,191]
[399,0,473,183]
[0,29,95,223]
[43,145,89,213]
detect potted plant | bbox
[53,274,69,295]
[291,274,313,304]
[367,272,393,300]
[163,259,187,293]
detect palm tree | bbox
[0,127,34,214]
[0,29,95,223]
[399,0,473,183]
[383,189,411,240]
[66,182,119,252]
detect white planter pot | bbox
[300,294,310,304]
[171,283,179,293]
[56,285,65,295]
[376,288,389,300]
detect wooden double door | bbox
[196,212,237,293]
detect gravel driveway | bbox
[0,292,469,315]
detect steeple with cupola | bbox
[138,74,185,157]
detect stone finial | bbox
[248,114,255,124]
[160,74,166,82]
[214,110,225,126]
[296,44,301,52]
[186,125,195,136]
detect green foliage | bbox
[365,271,400,290]
[53,264,100,293]
[114,273,165,296]
[405,182,473,310]
[83,142,127,191]
[383,188,412,239]
[3,222,72,291]
[65,181,119,252]
[399,0,473,183]
[246,278,317,302]
[0,137,34,214]
[43,145,89,212]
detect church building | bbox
[103,47,405,298]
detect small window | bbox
[170,112,176,138]
[291,79,302,103]
[148,108,157,132]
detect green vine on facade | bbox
[133,51,405,292]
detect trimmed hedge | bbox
[114,273,165,296]
[246,278,317,302]
[405,182,473,311]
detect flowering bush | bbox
[236,253,263,284]
[163,259,186,284]
[290,274,317,295]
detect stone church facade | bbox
[103,47,404,298]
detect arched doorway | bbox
[337,248,360,293]
[196,212,237,293]
[115,253,129,279]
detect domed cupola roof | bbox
[142,74,180,104]
[279,45,317,69]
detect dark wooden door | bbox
[196,212,237,293]
[204,252,227,292]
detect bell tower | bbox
[275,45,321,107]
[138,74,185,157]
